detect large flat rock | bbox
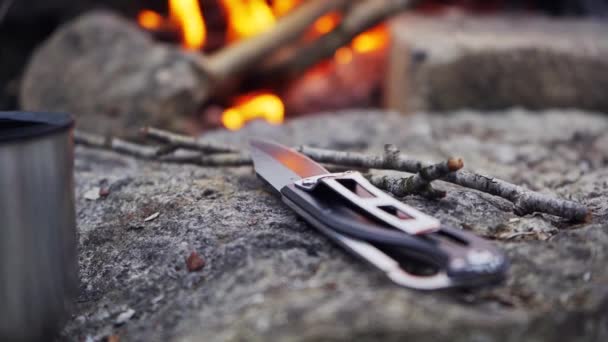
[385,14,608,114]
[66,109,608,341]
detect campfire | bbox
[134,0,390,131]
[13,0,608,137]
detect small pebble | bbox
[583,272,591,282]
[186,251,206,272]
[115,308,135,325]
[84,187,101,201]
[127,224,145,230]
[99,187,111,197]
[151,294,164,304]
[107,335,120,342]
[144,212,160,222]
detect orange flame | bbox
[272,0,300,17]
[137,1,206,49]
[138,10,164,30]
[169,0,207,49]
[334,47,353,65]
[137,1,391,130]
[312,12,341,36]
[221,92,285,130]
[352,25,389,54]
[138,1,389,56]
[221,0,276,42]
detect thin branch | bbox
[366,145,463,199]
[161,153,252,167]
[154,144,180,157]
[257,0,421,78]
[141,127,238,154]
[297,145,422,170]
[298,145,590,222]
[441,170,590,221]
[75,130,250,167]
[367,174,446,199]
[74,130,159,159]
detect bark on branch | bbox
[161,153,252,167]
[74,130,161,159]
[75,130,251,167]
[141,127,238,154]
[367,145,464,199]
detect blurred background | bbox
[2,0,608,134]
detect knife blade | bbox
[250,139,508,290]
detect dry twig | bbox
[161,153,252,167]
[141,127,238,154]
[299,145,590,222]
[75,130,251,167]
[74,130,160,159]
[367,145,464,199]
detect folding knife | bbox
[250,139,508,290]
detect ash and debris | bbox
[65,109,608,341]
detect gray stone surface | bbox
[66,109,608,341]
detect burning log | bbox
[258,0,421,80]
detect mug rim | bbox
[0,111,74,143]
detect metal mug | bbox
[0,112,78,341]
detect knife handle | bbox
[293,171,440,235]
[281,183,447,262]
[281,178,508,284]
[281,195,455,290]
